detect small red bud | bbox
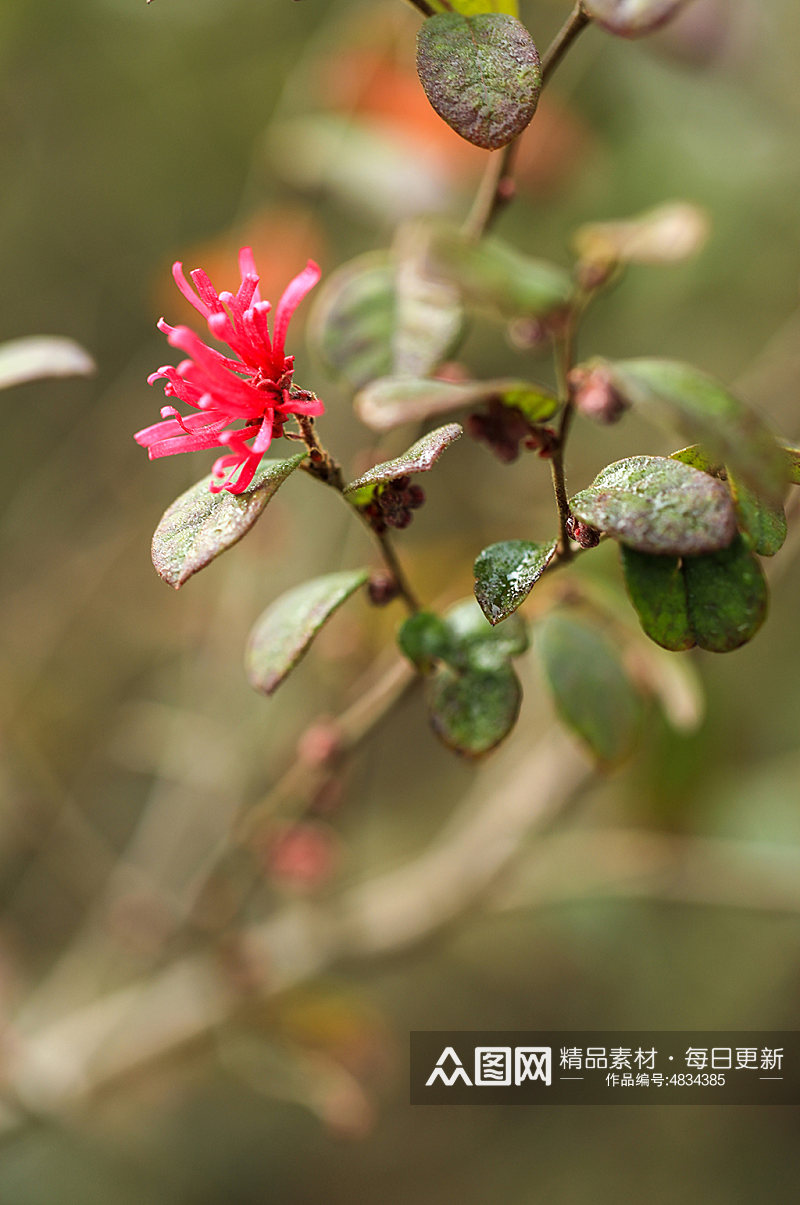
[568,365,628,425]
[297,720,343,768]
[367,572,400,606]
[566,516,602,549]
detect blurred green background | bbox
[2,0,800,1200]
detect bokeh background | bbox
[2,0,800,1199]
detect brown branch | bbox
[0,729,592,1130]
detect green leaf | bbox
[669,444,720,474]
[416,14,541,151]
[0,336,95,390]
[424,665,525,756]
[398,598,528,673]
[570,455,737,555]
[620,546,694,652]
[343,423,462,506]
[246,570,369,695]
[151,454,306,589]
[422,224,573,322]
[403,600,528,755]
[601,358,786,503]
[430,0,519,16]
[500,383,561,424]
[683,536,768,653]
[670,446,786,556]
[573,201,709,267]
[355,376,558,432]
[392,247,466,379]
[583,0,688,37]
[307,250,464,391]
[536,611,644,767]
[397,611,452,672]
[443,598,529,668]
[782,447,800,485]
[426,662,522,758]
[307,253,395,391]
[474,539,557,624]
[728,473,786,557]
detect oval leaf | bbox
[355,376,558,432]
[392,245,466,379]
[0,336,95,390]
[570,455,737,556]
[474,539,557,624]
[422,224,573,322]
[426,663,522,758]
[729,473,787,557]
[246,569,369,695]
[683,536,768,653]
[151,453,306,589]
[620,546,695,651]
[536,611,644,767]
[573,201,709,267]
[584,0,687,37]
[307,253,395,391]
[397,611,453,672]
[443,598,528,669]
[600,359,786,503]
[344,423,462,506]
[308,250,464,391]
[416,13,541,151]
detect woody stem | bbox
[295,414,421,614]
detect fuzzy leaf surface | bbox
[344,423,462,506]
[683,536,768,653]
[570,455,737,555]
[602,359,786,503]
[151,454,306,589]
[416,14,541,150]
[620,546,694,651]
[474,539,557,624]
[426,662,522,758]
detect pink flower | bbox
[135,248,323,493]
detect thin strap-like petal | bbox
[171,262,210,317]
[190,268,223,314]
[238,247,262,305]
[272,260,321,361]
[251,411,274,455]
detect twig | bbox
[541,3,592,85]
[295,412,421,614]
[0,728,592,1130]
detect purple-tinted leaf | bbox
[344,423,462,506]
[416,13,541,151]
[570,455,737,555]
[151,453,307,589]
